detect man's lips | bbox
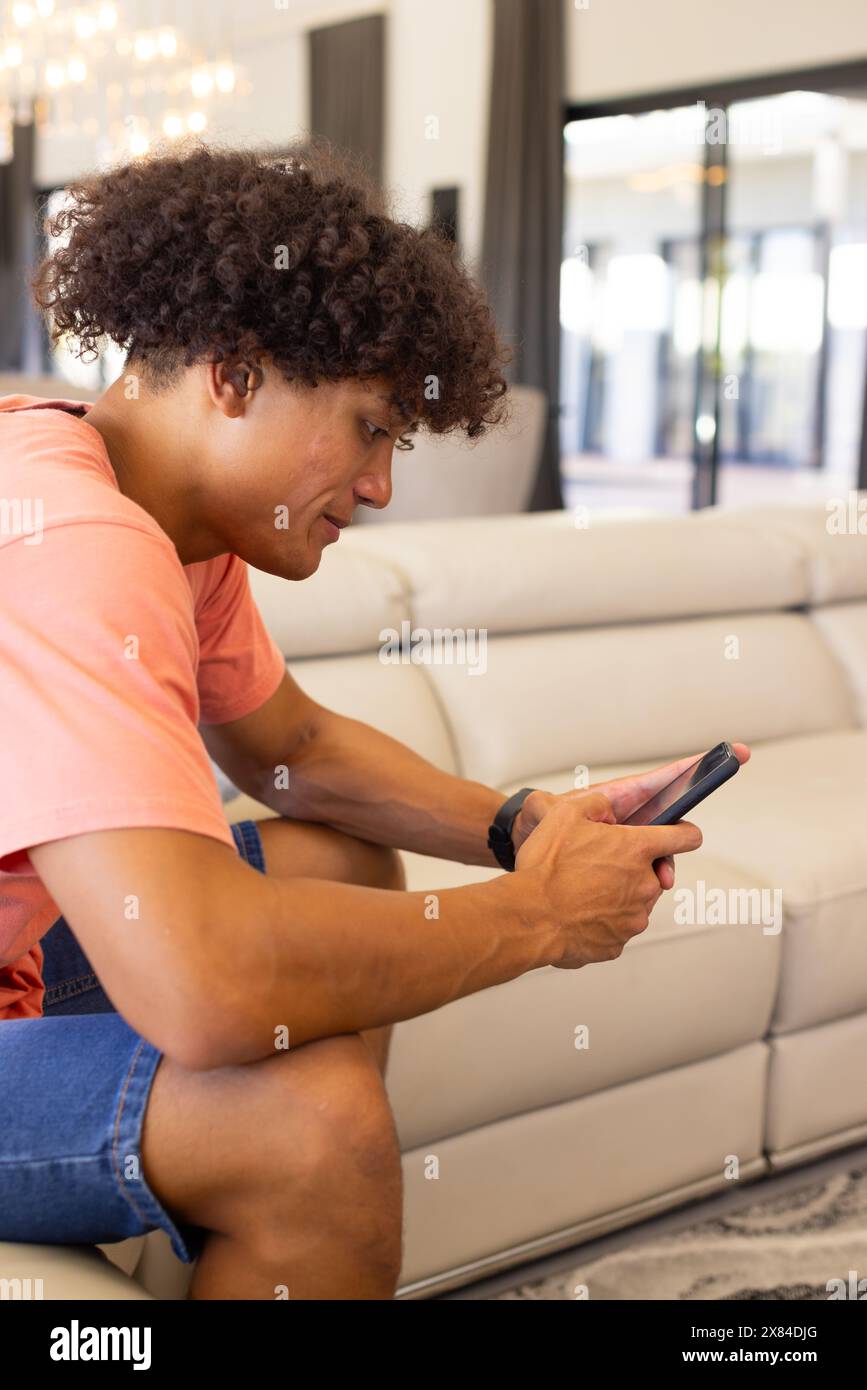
[321,513,350,541]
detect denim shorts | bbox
[0,819,266,1266]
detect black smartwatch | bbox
[487,787,536,872]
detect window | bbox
[562,72,867,511]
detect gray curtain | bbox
[482,0,565,511]
[309,15,385,184]
[0,118,37,371]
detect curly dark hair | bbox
[32,139,510,444]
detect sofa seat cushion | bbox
[629,730,867,1036]
[0,1241,152,1299]
[398,1043,768,1291]
[766,1012,867,1156]
[388,844,779,1151]
[514,731,867,1036]
[766,1006,867,1156]
[97,1234,145,1278]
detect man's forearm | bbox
[248,706,506,867]
[206,862,553,1066]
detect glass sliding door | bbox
[560,108,703,513]
[563,66,867,512]
[717,89,867,503]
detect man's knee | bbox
[250,1035,403,1274]
[368,843,405,892]
[335,835,405,892]
[287,1034,400,1174]
[254,817,405,893]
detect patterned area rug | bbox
[496,1166,867,1299]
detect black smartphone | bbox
[620,741,740,827]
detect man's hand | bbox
[511,743,750,890]
[513,791,703,969]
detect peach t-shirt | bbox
[0,395,287,1020]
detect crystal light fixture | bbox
[0,2,248,164]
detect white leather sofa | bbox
[3,498,867,1299]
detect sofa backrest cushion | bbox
[287,652,460,775]
[248,546,406,660]
[422,612,857,786]
[246,502,865,788]
[811,602,867,728]
[346,508,809,635]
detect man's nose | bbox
[355,457,393,511]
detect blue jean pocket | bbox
[40,917,116,1015]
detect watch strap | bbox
[487,787,535,872]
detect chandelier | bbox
[0,1,247,163]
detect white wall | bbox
[34,0,493,270]
[386,0,492,273]
[567,0,867,103]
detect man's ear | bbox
[206,359,261,417]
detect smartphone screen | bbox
[621,743,732,827]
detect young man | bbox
[0,142,745,1299]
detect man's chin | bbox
[297,548,324,579]
[245,545,322,583]
[282,551,322,581]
